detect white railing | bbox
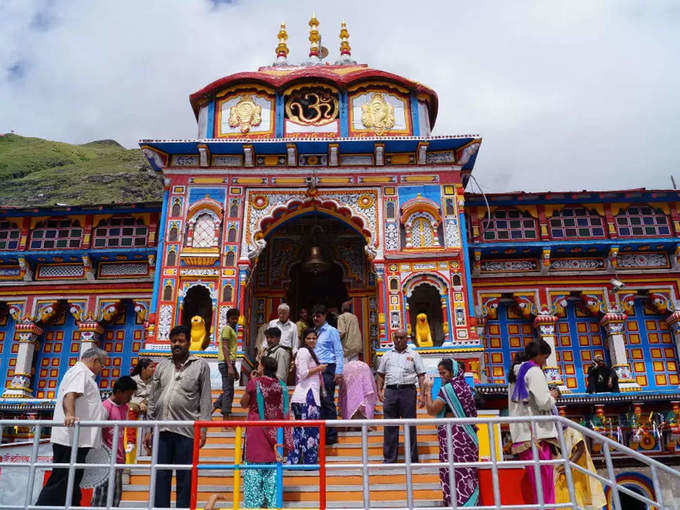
[0,415,677,510]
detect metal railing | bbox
[0,415,677,510]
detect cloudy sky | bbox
[1,0,679,193]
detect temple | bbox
[0,19,678,498]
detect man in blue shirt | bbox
[312,304,343,445]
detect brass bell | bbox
[301,245,331,275]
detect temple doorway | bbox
[247,212,376,359]
[407,283,444,345]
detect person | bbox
[240,356,292,508]
[555,427,606,509]
[296,307,311,347]
[312,304,344,445]
[423,359,479,507]
[268,303,297,357]
[337,300,362,362]
[338,359,378,420]
[376,329,426,464]
[36,347,108,507]
[263,327,288,382]
[91,375,138,508]
[128,358,154,461]
[288,328,325,464]
[586,354,619,393]
[214,308,240,418]
[145,325,212,510]
[508,340,560,507]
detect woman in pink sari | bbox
[338,360,378,420]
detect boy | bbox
[263,327,288,382]
[91,375,137,507]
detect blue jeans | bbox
[154,431,194,508]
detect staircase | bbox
[121,387,444,508]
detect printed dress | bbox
[288,348,322,464]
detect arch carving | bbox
[401,271,448,298]
[185,197,223,249]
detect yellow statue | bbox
[361,93,395,135]
[190,315,209,351]
[415,313,433,347]
[228,96,262,134]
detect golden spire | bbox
[275,22,289,61]
[308,12,320,59]
[339,21,351,57]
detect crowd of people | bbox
[36,302,608,509]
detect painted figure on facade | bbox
[228,96,262,134]
[415,312,434,347]
[361,92,395,135]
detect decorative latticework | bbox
[0,221,20,250]
[192,214,216,248]
[549,207,605,239]
[30,219,82,250]
[615,206,671,237]
[93,216,148,248]
[482,209,538,241]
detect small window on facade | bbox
[227,227,237,243]
[93,216,148,249]
[192,214,215,248]
[163,285,173,301]
[0,221,20,250]
[166,249,176,266]
[229,201,238,218]
[482,209,538,242]
[389,278,399,291]
[386,202,395,219]
[445,199,455,216]
[452,274,462,287]
[549,207,605,239]
[30,219,83,250]
[222,285,233,302]
[168,226,178,242]
[226,251,235,266]
[171,201,181,217]
[615,206,671,237]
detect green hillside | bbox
[0,133,163,207]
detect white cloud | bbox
[1,0,679,192]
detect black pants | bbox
[383,386,418,463]
[320,363,339,444]
[36,443,90,507]
[216,361,236,416]
[154,431,194,509]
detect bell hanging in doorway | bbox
[301,246,332,276]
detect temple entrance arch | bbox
[407,283,445,346]
[246,209,376,359]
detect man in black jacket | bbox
[586,354,619,393]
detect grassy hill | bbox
[0,134,163,207]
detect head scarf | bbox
[510,360,538,403]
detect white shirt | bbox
[508,364,557,443]
[377,347,425,386]
[51,362,106,448]
[268,318,298,350]
[291,349,322,406]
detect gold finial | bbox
[339,21,351,57]
[309,13,320,58]
[276,22,289,60]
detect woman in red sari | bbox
[240,356,292,508]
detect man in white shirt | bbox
[268,303,297,367]
[36,347,108,507]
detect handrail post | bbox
[649,464,664,509]
[403,421,414,510]
[190,422,202,510]
[25,424,41,509]
[105,424,121,510]
[486,420,501,510]
[529,420,545,509]
[360,424,370,509]
[233,426,243,510]
[555,418,576,509]
[275,427,283,508]
[147,424,160,510]
[64,422,81,510]
[602,443,622,510]
[319,422,326,510]
[446,422,458,510]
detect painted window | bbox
[171,201,181,217]
[100,301,144,390]
[30,219,82,250]
[483,302,535,383]
[0,221,20,250]
[549,207,605,239]
[225,251,235,266]
[93,216,148,248]
[166,249,176,266]
[386,202,395,219]
[615,206,671,237]
[192,214,216,248]
[168,225,178,242]
[227,226,237,243]
[411,217,433,247]
[35,312,79,399]
[555,302,607,392]
[229,201,239,218]
[625,300,679,389]
[482,209,537,241]
[163,284,173,301]
[222,284,233,302]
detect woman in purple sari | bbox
[423,358,479,507]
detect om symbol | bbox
[285,88,338,126]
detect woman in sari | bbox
[240,356,292,508]
[423,358,479,507]
[288,328,325,464]
[508,340,560,507]
[555,427,606,509]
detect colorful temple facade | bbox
[0,20,678,467]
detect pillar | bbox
[3,321,42,398]
[440,293,451,345]
[375,265,387,346]
[665,311,680,369]
[533,312,563,386]
[600,311,638,390]
[77,320,104,354]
